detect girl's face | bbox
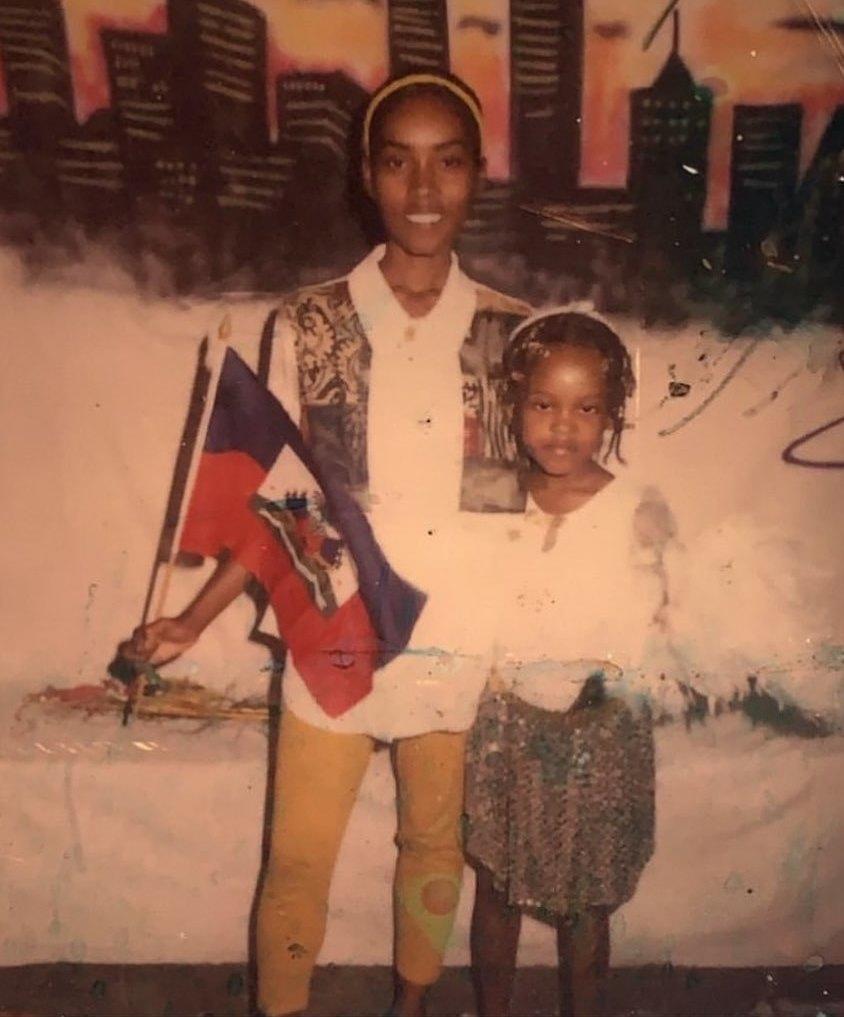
[364,92,481,259]
[520,345,611,479]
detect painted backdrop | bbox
[1,0,843,978]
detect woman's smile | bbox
[406,212,444,226]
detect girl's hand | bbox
[118,617,199,667]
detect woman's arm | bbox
[119,307,301,669]
[119,557,251,667]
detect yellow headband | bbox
[363,73,483,157]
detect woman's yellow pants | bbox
[256,709,467,1016]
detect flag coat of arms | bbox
[177,344,427,718]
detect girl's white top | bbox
[491,473,841,724]
[490,476,680,715]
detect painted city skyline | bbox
[0,0,839,324]
[4,0,842,227]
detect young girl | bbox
[465,310,674,1017]
[121,72,530,1017]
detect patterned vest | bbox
[275,277,531,513]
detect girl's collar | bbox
[524,471,628,522]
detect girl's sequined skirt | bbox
[465,686,655,920]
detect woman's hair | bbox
[364,71,484,166]
[504,310,636,463]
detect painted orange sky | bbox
[4,0,843,226]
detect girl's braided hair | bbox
[503,310,636,463]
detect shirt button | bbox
[404,325,416,341]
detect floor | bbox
[0,963,841,1017]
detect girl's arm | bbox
[119,557,251,667]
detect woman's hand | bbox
[118,617,199,667]
[115,558,251,670]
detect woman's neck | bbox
[378,243,453,318]
[528,463,615,516]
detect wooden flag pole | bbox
[116,317,230,724]
[145,317,230,626]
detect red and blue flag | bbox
[178,346,426,717]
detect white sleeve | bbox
[266,307,302,427]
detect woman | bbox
[121,71,530,1017]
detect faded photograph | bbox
[1,1,842,1016]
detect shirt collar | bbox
[348,244,476,343]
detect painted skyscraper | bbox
[765,104,842,306]
[55,110,127,226]
[726,103,802,277]
[0,0,74,151]
[510,0,584,198]
[167,0,269,154]
[277,71,369,166]
[388,0,449,75]
[101,30,175,194]
[628,12,712,260]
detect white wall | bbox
[2,256,842,966]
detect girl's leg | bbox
[256,710,374,1017]
[392,729,467,1017]
[556,907,611,1017]
[470,866,522,1017]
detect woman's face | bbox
[364,91,482,260]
